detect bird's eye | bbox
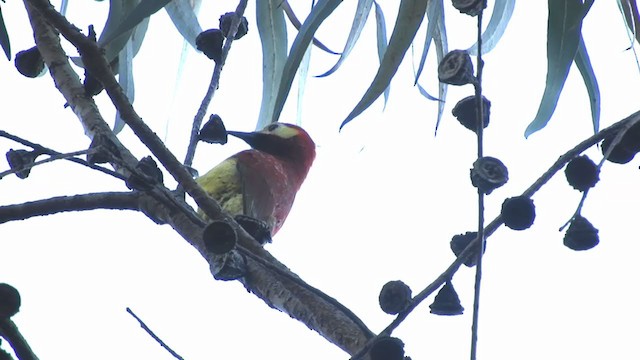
[266,123,279,132]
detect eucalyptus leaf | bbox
[341,0,429,130]
[317,0,373,77]
[165,0,203,49]
[467,0,516,55]
[374,1,390,107]
[271,0,343,125]
[282,1,339,55]
[414,0,443,84]
[257,0,288,129]
[0,8,10,60]
[525,0,590,137]
[574,35,600,134]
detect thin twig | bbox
[126,308,184,360]
[0,149,92,179]
[471,10,485,360]
[0,130,126,181]
[184,0,249,168]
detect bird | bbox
[196,122,316,244]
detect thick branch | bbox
[0,192,143,224]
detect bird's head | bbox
[228,122,316,174]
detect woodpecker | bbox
[196,123,316,243]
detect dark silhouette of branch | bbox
[471,10,486,360]
[126,308,184,360]
[183,1,248,168]
[0,130,126,181]
[0,192,142,224]
[0,149,92,179]
[0,318,39,360]
[351,108,640,359]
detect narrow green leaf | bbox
[341,0,429,129]
[296,44,313,125]
[317,0,374,77]
[467,0,516,55]
[282,1,340,55]
[114,40,135,134]
[414,0,443,84]
[0,8,11,60]
[165,0,203,49]
[374,1,390,107]
[100,0,170,48]
[271,0,343,124]
[257,0,288,129]
[574,36,600,134]
[525,0,590,137]
[433,11,448,134]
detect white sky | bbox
[1,1,640,359]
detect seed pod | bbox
[6,149,39,179]
[203,221,237,254]
[601,136,636,164]
[564,215,599,251]
[15,46,45,78]
[196,29,225,63]
[565,155,599,191]
[452,0,487,16]
[379,280,412,315]
[0,283,21,318]
[125,156,164,191]
[438,50,475,86]
[452,95,491,133]
[470,156,508,194]
[430,281,464,316]
[370,337,405,360]
[219,12,249,39]
[450,231,485,267]
[501,196,536,230]
[199,114,228,144]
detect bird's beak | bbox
[227,130,266,149]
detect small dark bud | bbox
[450,231,485,267]
[125,156,163,191]
[0,283,21,318]
[87,134,120,164]
[370,337,405,360]
[15,46,45,78]
[620,122,640,154]
[452,95,491,133]
[438,50,475,86]
[470,156,508,194]
[564,215,599,251]
[379,280,412,315]
[565,155,599,191]
[602,136,636,164]
[219,12,249,39]
[196,29,225,63]
[6,149,40,179]
[234,215,272,244]
[452,0,487,16]
[210,251,247,281]
[203,221,237,254]
[430,281,464,316]
[199,114,228,144]
[501,196,535,230]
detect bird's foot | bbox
[234,215,273,245]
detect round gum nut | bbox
[452,95,491,133]
[438,50,475,86]
[564,155,599,191]
[501,196,536,231]
[470,156,508,195]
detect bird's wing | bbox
[235,151,278,232]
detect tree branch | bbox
[0,192,144,224]
[0,318,39,360]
